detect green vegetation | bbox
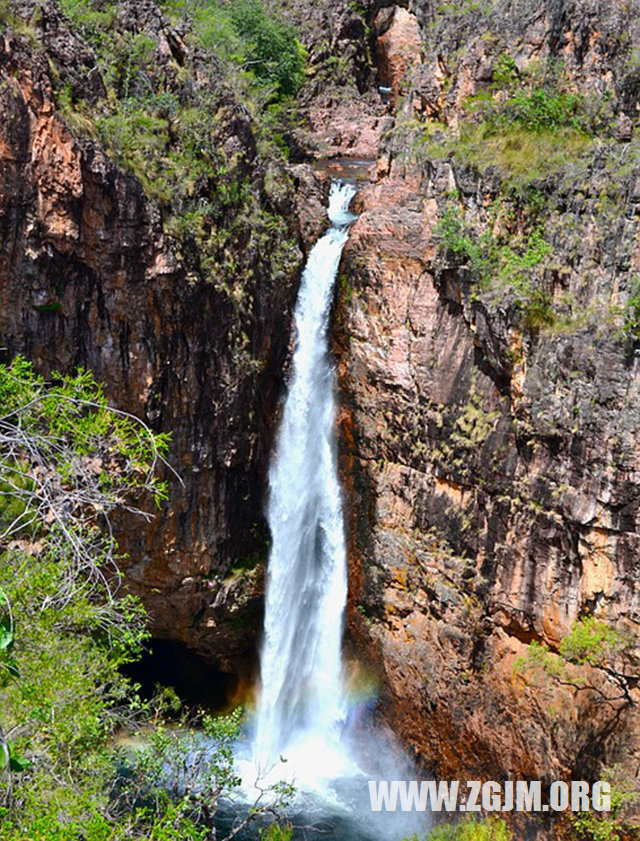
[451,388,501,450]
[514,616,636,707]
[227,0,306,97]
[42,0,303,297]
[570,765,638,841]
[490,53,517,90]
[405,816,512,841]
[481,54,614,136]
[393,54,616,193]
[0,357,290,839]
[58,0,117,36]
[621,275,640,342]
[443,125,592,187]
[485,87,588,133]
[392,59,630,341]
[434,197,555,331]
[391,121,593,201]
[163,0,306,98]
[513,616,637,806]
[0,0,40,40]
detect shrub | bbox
[488,88,586,133]
[434,199,555,331]
[490,53,518,90]
[0,356,293,838]
[418,816,512,840]
[229,0,306,96]
[58,0,117,42]
[622,275,640,342]
[570,765,638,841]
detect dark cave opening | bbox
[122,638,242,712]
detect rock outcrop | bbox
[338,151,640,778]
[0,4,301,674]
[325,0,640,826]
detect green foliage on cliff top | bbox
[394,53,616,192]
[47,0,301,299]
[391,118,594,196]
[449,126,593,187]
[157,0,306,99]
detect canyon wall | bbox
[0,0,638,833]
[317,0,640,825]
[0,1,302,673]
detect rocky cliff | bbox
[0,0,302,673]
[0,0,638,835]
[312,0,640,829]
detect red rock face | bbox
[375,7,423,97]
[335,154,640,784]
[0,29,298,675]
[323,0,640,798]
[333,139,640,800]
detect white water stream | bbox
[234,182,427,840]
[253,181,356,780]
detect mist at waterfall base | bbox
[226,182,429,841]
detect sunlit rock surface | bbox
[0,10,300,674]
[0,0,638,829]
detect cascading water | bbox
[253,180,357,778]
[234,181,427,841]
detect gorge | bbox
[240,179,426,841]
[0,0,638,839]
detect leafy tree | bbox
[514,617,637,708]
[513,616,637,824]
[160,0,306,99]
[0,356,290,839]
[0,355,165,833]
[229,0,306,97]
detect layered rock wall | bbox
[322,0,640,810]
[0,10,300,672]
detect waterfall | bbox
[253,181,357,774]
